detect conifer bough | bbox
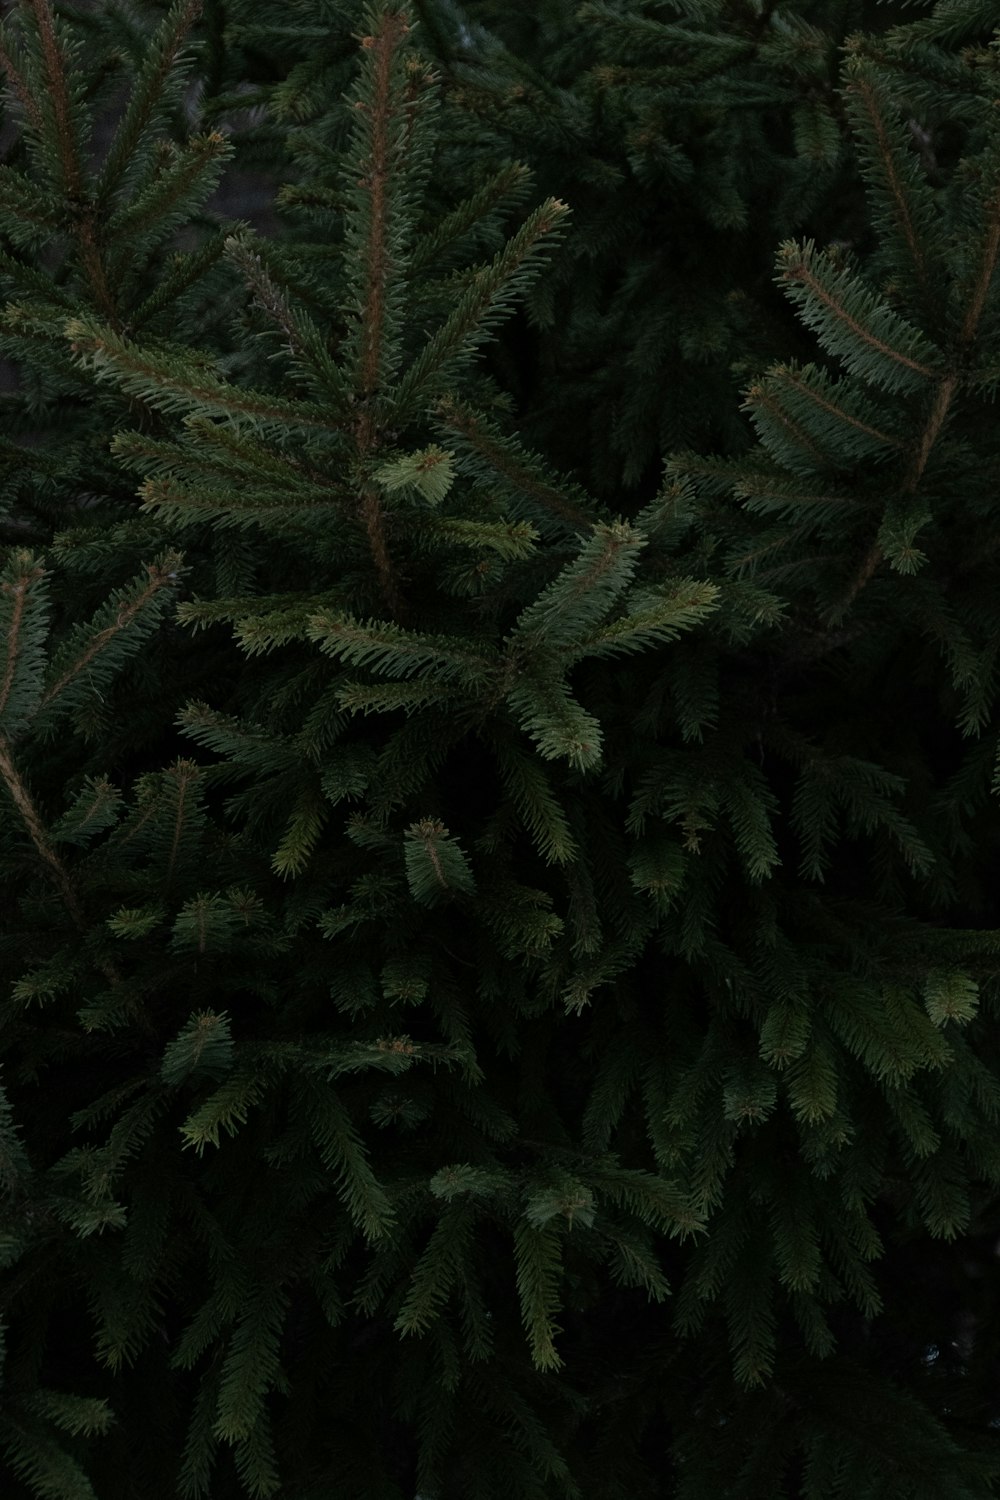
[2,2,1000,1498]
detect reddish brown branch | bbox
[351,12,413,619]
[357,10,410,399]
[29,0,82,198]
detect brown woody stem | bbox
[353,11,412,620]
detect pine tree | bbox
[2,2,1000,1498]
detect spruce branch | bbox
[66,319,332,427]
[354,6,414,401]
[225,233,348,405]
[742,378,828,469]
[127,230,233,335]
[0,747,127,1014]
[0,732,84,927]
[305,611,497,688]
[347,8,421,619]
[827,179,1000,621]
[512,1219,564,1372]
[359,479,408,620]
[106,130,231,249]
[31,555,183,724]
[391,196,571,414]
[0,23,43,132]
[0,551,45,725]
[409,160,533,273]
[767,364,903,451]
[776,240,938,392]
[25,0,117,322]
[843,66,932,299]
[0,163,62,242]
[959,179,1000,346]
[26,0,83,200]
[903,371,958,496]
[165,758,200,887]
[95,0,204,203]
[434,397,595,532]
[510,520,646,654]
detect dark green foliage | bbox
[2,1,1000,1497]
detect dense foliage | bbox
[2,1,1000,1496]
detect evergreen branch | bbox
[904,371,958,496]
[0,241,74,304]
[731,471,864,517]
[0,165,63,238]
[361,479,407,620]
[0,551,46,725]
[31,556,182,723]
[492,731,578,865]
[137,477,349,531]
[843,65,932,300]
[768,364,903,451]
[335,679,459,715]
[411,514,539,559]
[306,611,498,687]
[200,410,347,476]
[832,182,1000,619]
[567,580,721,664]
[96,0,203,202]
[225,233,349,405]
[506,671,603,772]
[26,0,117,322]
[394,1203,474,1335]
[392,197,571,414]
[409,159,533,273]
[0,733,84,928]
[50,775,122,848]
[167,759,200,886]
[66,320,333,427]
[106,130,231,248]
[742,378,828,469]
[27,0,83,200]
[822,539,888,624]
[354,7,413,400]
[776,240,939,392]
[177,1069,267,1155]
[301,1078,394,1238]
[403,817,476,903]
[509,521,646,653]
[512,1219,564,1371]
[0,24,44,132]
[342,10,424,624]
[174,590,345,632]
[213,1287,290,1444]
[960,178,1000,347]
[127,229,234,334]
[435,397,595,531]
[826,368,956,619]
